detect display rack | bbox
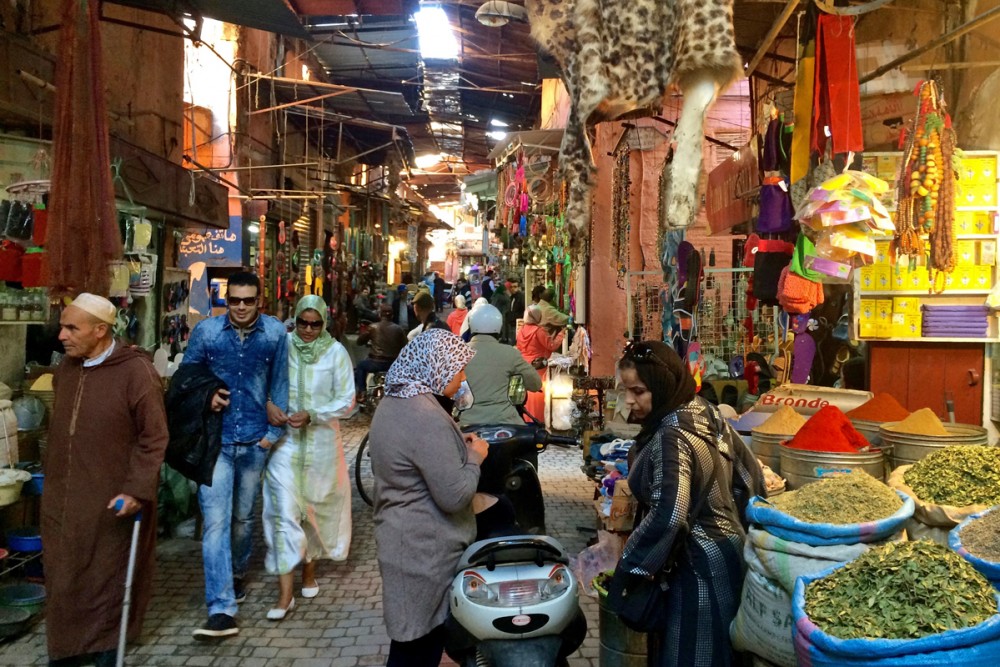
[854,150,1000,343]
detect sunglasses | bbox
[623,341,668,367]
[227,296,258,306]
[296,318,324,330]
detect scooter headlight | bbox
[540,565,571,600]
[462,573,497,603]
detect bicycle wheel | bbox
[354,433,375,507]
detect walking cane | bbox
[113,499,142,667]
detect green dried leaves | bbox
[763,471,902,524]
[904,446,1000,507]
[805,541,997,640]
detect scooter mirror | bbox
[507,374,527,407]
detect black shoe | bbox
[234,578,247,604]
[192,614,239,639]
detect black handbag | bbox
[606,445,721,633]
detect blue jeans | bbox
[355,358,393,396]
[198,442,268,617]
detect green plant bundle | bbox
[765,471,902,524]
[904,446,1000,507]
[805,541,997,640]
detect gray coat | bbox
[369,393,483,641]
[460,335,543,427]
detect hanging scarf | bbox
[291,295,334,365]
[620,340,697,450]
[384,328,474,399]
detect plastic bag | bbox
[12,396,44,431]
[570,531,623,598]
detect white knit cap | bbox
[69,293,116,325]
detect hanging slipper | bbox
[291,229,300,248]
[278,220,287,245]
[291,248,300,274]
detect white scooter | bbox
[445,380,587,666]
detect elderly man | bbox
[43,293,168,666]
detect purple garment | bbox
[757,184,795,234]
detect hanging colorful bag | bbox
[757,177,795,234]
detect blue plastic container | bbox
[5,527,41,553]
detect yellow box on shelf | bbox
[891,266,909,291]
[955,240,977,265]
[972,265,993,291]
[859,299,876,338]
[875,299,893,337]
[960,155,998,186]
[955,210,994,235]
[875,241,890,265]
[858,266,876,291]
[952,266,975,290]
[904,267,930,291]
[875,265,893,291]
[959,183,997,208]
[905,313,922,338]
[877,155,900,181]
[893,296,920,314]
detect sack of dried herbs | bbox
[889,457,995,546]
[730,568,797,667]
[793,541,1000,666]
[951,507,1000,587]
[745,472,914,546]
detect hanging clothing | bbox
[43,344,168,660]
[811,14,863,157]
[790,40,816,184]
[263,305,356,574]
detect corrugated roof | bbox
[107,0,310,39]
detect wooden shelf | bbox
[861,337,1000,343]
[860,290,992,296]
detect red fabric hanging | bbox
[811,14,864,156]
[48,0,121,297]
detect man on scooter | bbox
[459,304,542,427]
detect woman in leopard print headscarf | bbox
[369,328,489,665]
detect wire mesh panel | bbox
[625,271,665,342]
[697,267,780,363]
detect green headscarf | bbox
[291,295,334,364]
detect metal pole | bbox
[860,5,1000,83]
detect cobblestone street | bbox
[0,415,604,666]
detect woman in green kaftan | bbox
[263,295,356,619]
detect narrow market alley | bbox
[0,415,603,666]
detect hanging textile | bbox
[811,14,864,157]
[611,147,631,289]
[48,0,121,296]
[790,32,816,184]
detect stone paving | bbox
[0,414,605,666]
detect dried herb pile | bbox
[962,510,1000,563]
[805,541,997,640]
[903,446,1000,507]
[764,471,901,524]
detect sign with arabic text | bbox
[178,216,243,267]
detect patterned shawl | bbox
[385,328,475,399]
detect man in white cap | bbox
[42,293,168,666]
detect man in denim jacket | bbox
[182,271,289,639]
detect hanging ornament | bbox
[893,79,958,289]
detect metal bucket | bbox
[851,419,884,447]
[879,423,990,468]
[750,431,792,475]
[598,595,646,667]
[779,445,886,490]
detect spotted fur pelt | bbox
[525,0,741,256]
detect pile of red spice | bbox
[845,393,911,422]
[786,405,870,453]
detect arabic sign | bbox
[706,141,759,235]
[178,216,243,267]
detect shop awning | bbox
[463,169,498,199]
[106,0,311,40]
[487,129,564,164]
